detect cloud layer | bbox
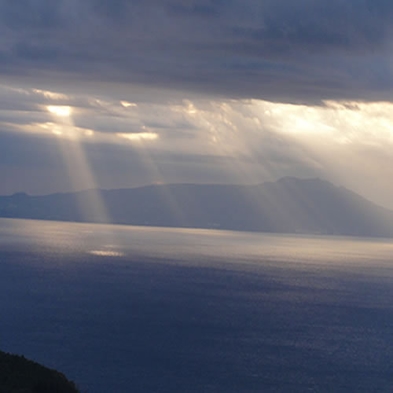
[0,0,392,103]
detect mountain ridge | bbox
[1,178,393,238]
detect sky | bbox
[1,0,393,209]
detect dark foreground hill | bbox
[0,350,79,393]
[1,177,393,238]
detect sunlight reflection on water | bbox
[88,249,125,257]
[2,217,392,266]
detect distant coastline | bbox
[1,177,393,238]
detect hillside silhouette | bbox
[1,177,393,238]
[0,350,79,393]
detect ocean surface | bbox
[1,218,393,392]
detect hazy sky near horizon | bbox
[1,0,393,209]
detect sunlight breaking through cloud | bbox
[47,105,72,118]
[34,89,69,100]
[117,132,159,142]
[1,82,393,208]
[46,104,111,226]
[120,101,137,108]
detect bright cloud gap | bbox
[117,132,159,142]
[47,105,72,118]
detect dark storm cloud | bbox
[165,0,225,18]
[0,0,392,102]
[232,0,393,53]
[0,0,64,29]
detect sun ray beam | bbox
[47,106,111,227]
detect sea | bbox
[1,218,393,392]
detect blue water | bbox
[1,218,393,392]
